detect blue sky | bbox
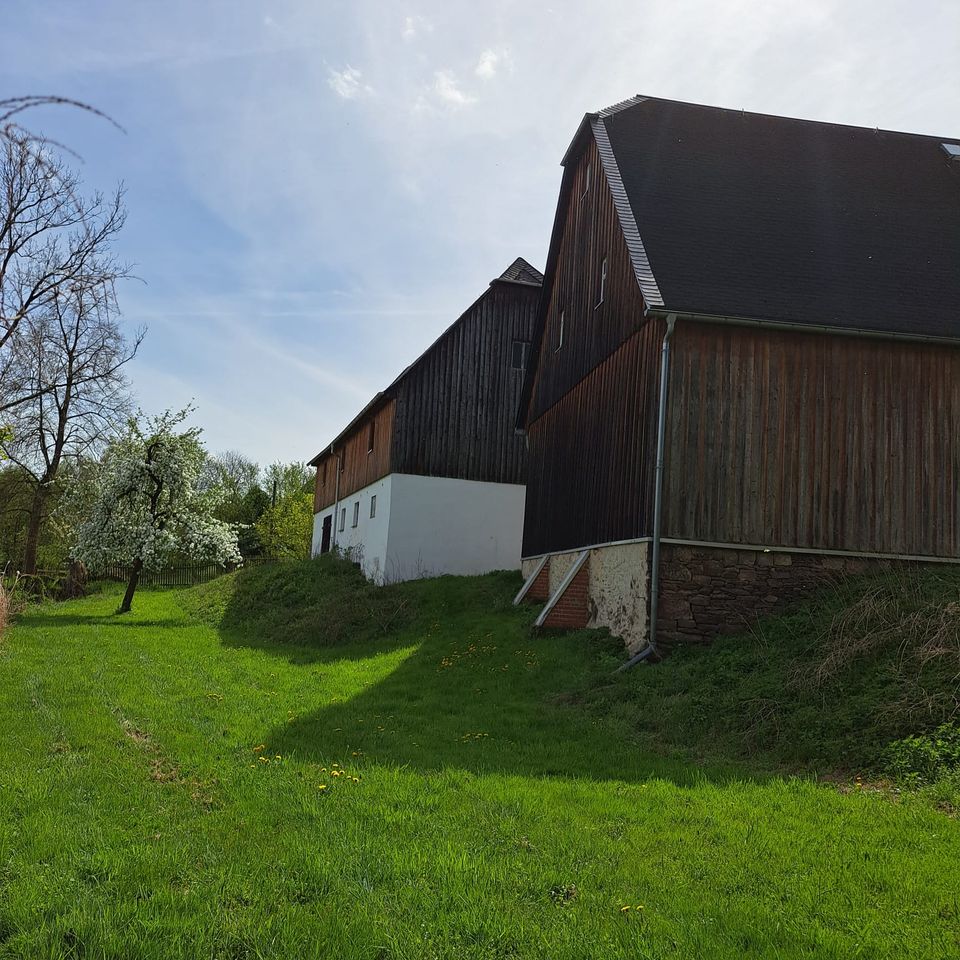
[3,0,958,465]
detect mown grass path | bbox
[1,577,958,958]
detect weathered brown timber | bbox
[526,140,649,425]
[391,281,538,483]
[523,317,665,557]
[521,137,666,558]
[662,323,960,557]
[312,265,541,516]
[314,400,395,512]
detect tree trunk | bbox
[119,558,143,614]
[21,486,45,576]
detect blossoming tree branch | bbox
[70,408,240,612]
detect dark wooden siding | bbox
[314,400,395,511]
[527,139,649,424]
[391,281,539,484]
[662,323,960,557]
[522,318,665,556]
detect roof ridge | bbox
[599,94,958,142]
[596,95,647,119]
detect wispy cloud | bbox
[402,14,431,41]
[6,0,957,465]
[475,48,509,79]
[431,70,476,108]
[327,65,373,100]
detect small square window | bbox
[511,340,529,371]
[370,495,377,519]
[555,310,564,352]
[339,508,346,532]
[352,501,360,527]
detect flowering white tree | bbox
[71,408,240,612]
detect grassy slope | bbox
[1,560,958,959]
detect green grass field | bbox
[2,561,959,959]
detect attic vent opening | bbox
[941,143,960,161]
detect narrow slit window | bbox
[352,501,360,527]
[555,310,564,352]
[367,421,375,453]
[581,161,591,200]
[511,339,529,371]
[370,495,377,519]
[339,508,346,531]
[596,257,607,308]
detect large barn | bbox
[310,258,542,583]
[516,95,960,653]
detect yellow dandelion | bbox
[620,906,631,913]
[318,784,328,791]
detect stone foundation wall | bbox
[657,544,901,644]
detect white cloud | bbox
[431,70,476,108]
[327,65,373,100]
[475,48,507,79]
[402,15,431,41]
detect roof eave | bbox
[308,391,390,465]
[591,114,665,310]
[490,276,543,289]
[560,113,598,167]
[645,306,960,348]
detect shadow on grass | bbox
[206,562,775,788]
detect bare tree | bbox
[0,96,120,155]
[0,137,128,414]
[2,267,142,573]
[204,449,261,498]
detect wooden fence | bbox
[99,557,274,588]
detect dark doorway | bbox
[320,515,332,554]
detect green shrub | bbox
[883,722,960,785]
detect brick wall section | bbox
[542,561,591,630]
[657,544,904,644]
[526,562,551,603]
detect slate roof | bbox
[594,96,960,338]
[497,256,544,285]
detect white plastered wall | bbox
[312,474,393,583]
[313,473,525,584]
[383,474,525,582]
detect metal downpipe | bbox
[615,313,676,672]
[331,445,342,551]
